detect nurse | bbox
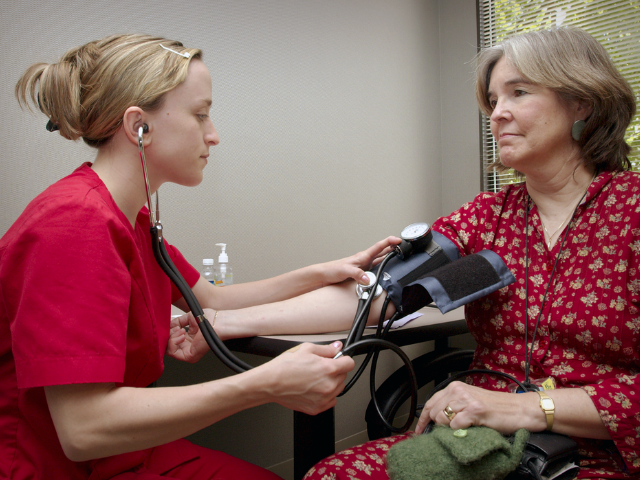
[1,34,399,479]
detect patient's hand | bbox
[415,381,540,435]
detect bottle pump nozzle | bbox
[216,243,228,263]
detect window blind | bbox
[478,0,640,192]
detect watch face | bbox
[400,222,431,241]
[541,398,554,410]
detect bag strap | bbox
[426,368,530,402]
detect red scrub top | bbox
[0,164,200,479]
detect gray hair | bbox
[476,27,636,173]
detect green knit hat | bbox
[386,425,529,480]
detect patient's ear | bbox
[575,99,593,121]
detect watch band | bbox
[537,390,555,431]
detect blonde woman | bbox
[1,34,400,479]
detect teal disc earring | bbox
[571,120,586,141]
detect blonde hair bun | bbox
[15,34,202,148]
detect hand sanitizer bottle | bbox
[201,259,215,285]
[213,243,233,286]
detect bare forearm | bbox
[184,236,401,313]
[174,264,343,315]
[214,281,395,340]
[46,343,354,462]
[418,382,610,440]
[482,389,610,439]
[535,388,610,439]
[207,264,330,310]
[45,372,269,461]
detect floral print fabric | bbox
[433,170,640,478]
[306,171,640,480]
[303,434,412,480]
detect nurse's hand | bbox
[259,341,355,415]
[318,236,401,286]
[166,309,216,363]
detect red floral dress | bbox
[305,170,640,480]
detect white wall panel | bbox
[0,0,479,475]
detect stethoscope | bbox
[138,125,251,373]
[139,125,426,430]
[335,222,436,433]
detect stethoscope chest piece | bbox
[356,271,383,300]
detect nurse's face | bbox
[145,59,219,187]
[487,57,578,176]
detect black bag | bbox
[506,432,579,480]
[426,369,579,480]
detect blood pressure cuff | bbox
[378,232,515,315]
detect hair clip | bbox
[160,44,190,58]
[46,119,59,132]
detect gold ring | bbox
[443,405,456,420]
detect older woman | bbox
[304,27,638,480]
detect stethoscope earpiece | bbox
[138,124,149,139]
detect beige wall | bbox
[0,0,480,477]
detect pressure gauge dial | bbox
[397,222,433,258]
[401,222,431,242]
[401,222,432,246]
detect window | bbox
[478,0,640,192]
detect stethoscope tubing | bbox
[340,337,418,433]
[343,251,396,348]
[138,126,251,373]
[337,250,419,433]
[150,225,252,373]
[140,124,418,426]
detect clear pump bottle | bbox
[213,243,233,286]
[201,259,215,285]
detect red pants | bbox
[90,439,283,480]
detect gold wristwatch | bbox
[537,390,555,430]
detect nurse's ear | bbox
[122,106,150,147]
